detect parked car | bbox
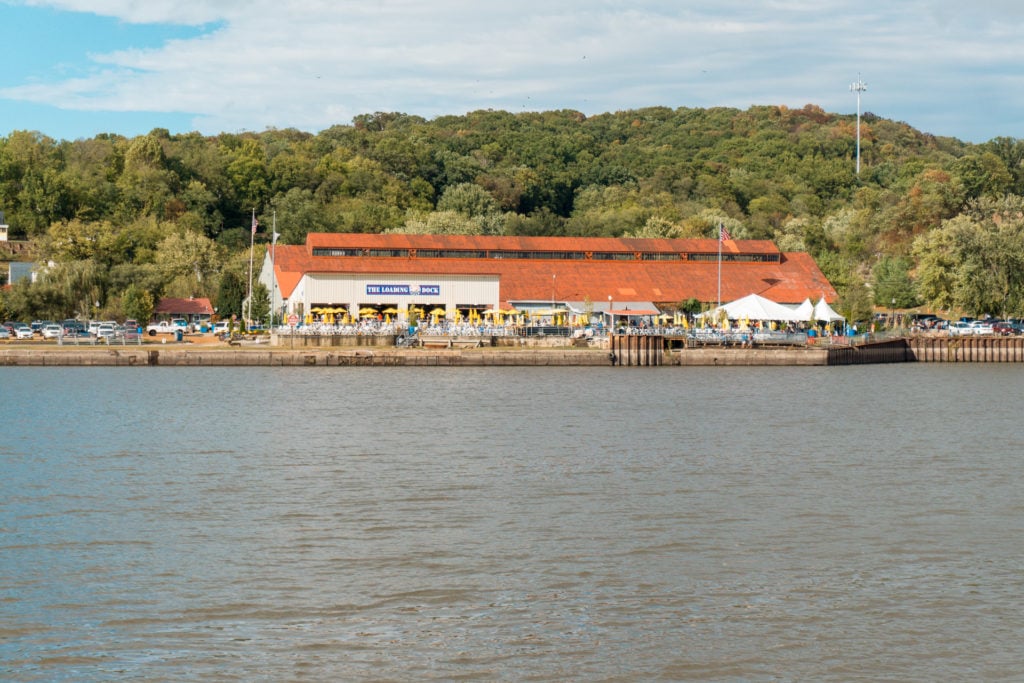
[992,321,1018,336]
[147,320,176,335]
[0,327,9,339]
[948,321,974,336]
[122,319,141,340]
[62,319,85,335]
[96,322,116,339]
[969,320,994,335]
[41,324,63,339]
[14,325,34,340]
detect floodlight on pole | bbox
[850,75,867,175]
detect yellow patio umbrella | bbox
[381,307,399,315]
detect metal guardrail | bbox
[57,333,143,347]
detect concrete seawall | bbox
[0,346,612,367]
[908,336,1024,362]
[5,336,1024,366]
[0,344,837,367]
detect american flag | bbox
[251,215,259,235]
[719,223,731,242]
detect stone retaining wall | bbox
[0,347,612,367]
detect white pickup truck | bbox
[146,319,189,336]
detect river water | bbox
[2,364,1023,681]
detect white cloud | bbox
[5,0,1024,140]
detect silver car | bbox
[41,324,63,339]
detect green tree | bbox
[982,137,1024,194]
[121,283,155,324]
[36,218,137,269]
[400,209,485,235]
[154,230,224,296]
[838,277,874,323]
[215,270,247,320]
[437,182,497,217]
[224,137,270,209]
[624,216,683,239]
[953,151,1012,200]
[115,134,178,221]
[271,187,332,244]
[248,281,270,327]
[872,256,918,308]
[912,211,1024,316]
[35,259,108,319]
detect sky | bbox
[1,0,1022,144]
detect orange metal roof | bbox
[155,297,214,315]
[273,234,836,306]
[303,232,780,256]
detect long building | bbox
[260,233,837,323]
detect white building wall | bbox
[294,273,499,318]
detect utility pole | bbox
[850,75,867,175]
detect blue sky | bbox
[1,0,1022,143]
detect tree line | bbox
[2,104,1024,323]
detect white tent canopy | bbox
[696,293,806,322]
[792,298,814,321]
[813,297,844,322]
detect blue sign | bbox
[366,284,439,296]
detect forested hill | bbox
[3,104,1024,322]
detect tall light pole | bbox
[270,211,279,331]
[850,75,867,175]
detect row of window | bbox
[311,247,780,263]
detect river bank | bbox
[4,334,1022,366]
[0,341,831,367]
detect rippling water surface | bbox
[3,365,1024,681]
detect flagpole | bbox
[247,208,256,330]
[717,222,722,308]
[270,211,277,331]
